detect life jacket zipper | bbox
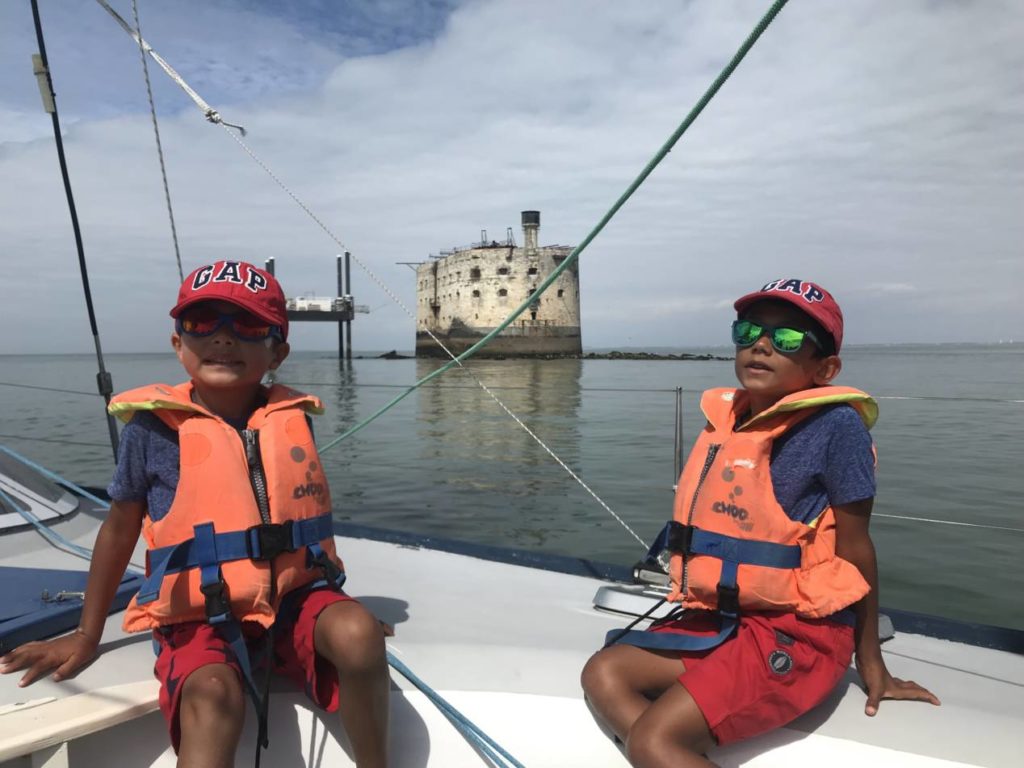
[242,428,276,604]
[679,442,721,600]
[243,429,273,525]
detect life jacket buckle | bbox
[309,551,347,591]
[247,522,296,561]
[667,521,696,554]
[200,580,231,623]
[717,583,740,619]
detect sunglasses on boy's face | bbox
[176,305,283,342]
[731,319,822,354]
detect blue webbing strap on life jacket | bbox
[606,522,801,651]
[670,521,803,570]
[305,540,347,592]
[642,521,673,563]
[192,522,264,737]
[136,513,338,604]
[640,520,802,570]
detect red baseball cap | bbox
[733,279,844,353]
[170,261,289,341]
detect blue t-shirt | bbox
[108,412,181,521]
[767,404,876,523]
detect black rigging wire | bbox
[29,0,119,460]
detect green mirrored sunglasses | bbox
[731,319,822,354]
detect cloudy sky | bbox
[1,0,1021,354]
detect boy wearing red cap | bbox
[0,261,389,768]
[582,279,938,768]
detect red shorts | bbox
[651,611,854,746]
[153,587,353,751]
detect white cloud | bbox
[1,0,1021,354]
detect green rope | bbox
[318,0,790,455]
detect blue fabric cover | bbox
[0,566,142,653]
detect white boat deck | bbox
[0,506,1021,767]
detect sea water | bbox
[1,344,1021,630]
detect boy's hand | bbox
[0,630,99,687]
[856,652,940,716]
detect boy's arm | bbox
[834,498,940,715]
[0,500,144,686]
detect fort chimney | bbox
[522,210,540,252]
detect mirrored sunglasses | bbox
[176,305,282,342]
[731,319,821,354]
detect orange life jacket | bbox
[108,381,343,632]
[667,385,876,619]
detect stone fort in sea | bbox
[415,211,582,357]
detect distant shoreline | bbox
[581,350,732,361]
[367,350,732,361]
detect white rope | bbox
[455,373,651,550]
[129,0,183,282]
[873,513,1023,533]
[876,395,1024,405]
[96,2,647,551]
[96,1,215,119]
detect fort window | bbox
[557,289,564,298]
[498,288,508,297]
[472,290,481,298]
[497,266,509,275]
[527,267,538,276]
[470,268,481,280]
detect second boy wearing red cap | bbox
[581,277,939,764]
[170,261,289,341]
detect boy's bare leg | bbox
[581,644,686,741]
[176,663,245,768]
[314,600,389,768]
[625,682,717,768]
